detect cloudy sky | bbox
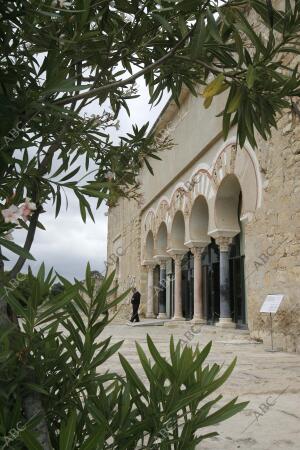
[5,79,168,281]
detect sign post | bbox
[260,295,285,352]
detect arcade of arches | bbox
[107,74,300,352]
[143,170,249,328]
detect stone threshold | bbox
[127,319,171,327]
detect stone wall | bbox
[243,2,300,352]
[107,104,300,352]
[245,107,300,352]
[106,1,300,351]
[107,197,145,321]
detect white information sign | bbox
[260,294,284,314]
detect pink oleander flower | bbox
[105,171,115,181]
[19,198,37,221]
[1,205,21,224]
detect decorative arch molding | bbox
[169,182,191,214]
[189,166,214,203]
[155,221,168,255]
[144,229,155,260]
[213,174,241,237]
[141,136,262,256]
[169,209,186,250]
[210,138,262,224]
[144,209,156,233]
[155,198,170,226]
[188,194,210,243]
[168,184,192,242]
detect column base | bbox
[215,318,236,329]
[146,313,155,319]
[157,312,168,319]
[172,315,184,321]
[192,317,206,325]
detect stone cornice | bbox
[167,248,186,258]
[209,228,240,239]
[142,259,156,267]
[153,254,170,265]
[184,239,210,249]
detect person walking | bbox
[129,287,141,323]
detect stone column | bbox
[191,246,206,324]
[215,237,235,328]
[146,265,155,318]
[173,254,184,320]
[157,260,167,319]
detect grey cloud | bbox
[3,81,168,280]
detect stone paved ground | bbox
[100,323,300,450]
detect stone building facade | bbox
[107,71,300,352]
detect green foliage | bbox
[195,0,300,147]
[0,265,247,449]
[0,1,298,444]
[0,0,300,264]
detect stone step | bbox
[127,319,166,327]
[165,321,250,336]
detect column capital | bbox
[153,254,170,268]
[160,260,167,270]
[173,254,184,266]
[190,246,206,258]
[143,260,156,272]
[167,248,186,259]
[185,239,209,251]
[215,237,232,252]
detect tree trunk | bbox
[1,247,52,448]
[23,370,52,449]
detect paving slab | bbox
[100,324,300,450]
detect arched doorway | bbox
[155,222,168,317]
[181,251,194,319]
[202,239,220,324]
[208,176,246,327]
[169,252,194,320]
[202,233,246,327]
[145,230,154,259]
[156,222,168,254]
[189,196,209,242]
[169,211,187,319]
[170,210,185,249]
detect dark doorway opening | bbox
[168,238,246,326]
[169,252,194,320]
[202,237,246,326]
[153,265,160,316]
[202,240,220,324]
[181,251,194,320]
[169,259,175,318]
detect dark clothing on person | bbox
[130,291,141,322]
[130,303,140,322]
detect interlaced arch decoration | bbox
[142,139,262,260]
[189,167,214,202]
[169,184,188,215]
[156,198,169,225]
[144,209,156,233]
[211,141,261,223]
